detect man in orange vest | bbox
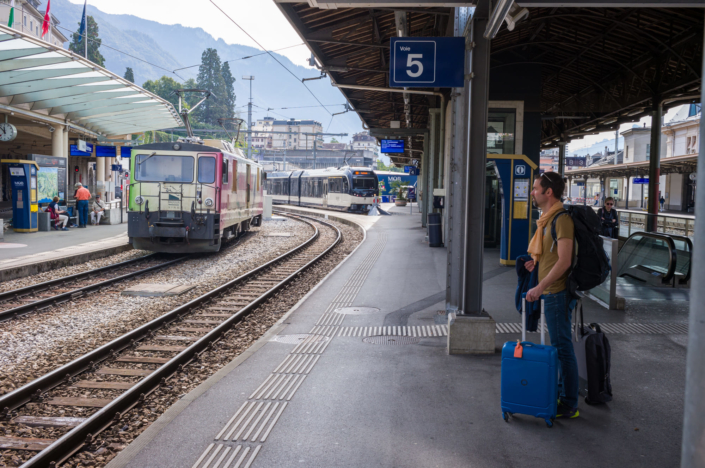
[75,183,91,228]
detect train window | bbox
[222,160,228,184]
[197,156,216,184]
[343,178,349,192]
[135,154,194,183]
[353,176,376,190]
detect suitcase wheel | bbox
[545,418,554,428]
[502,412,510,422]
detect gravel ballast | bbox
[0,216,363,468]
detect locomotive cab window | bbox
[222,159,228,184]
[198,156,216,184]
[135,154,194,183]
[353,174,376,190]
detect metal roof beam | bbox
[51,96,152,115]
[0,67,92,86]
[369,128,429,137]
[1,76,112,97]
[10,84,125,105]
[0,47,48,61]
[86,111,178,125]
[0,56,72,73]
[31,90,143,111]
[307,38,390,49]
[515,0,702,6]
[70,102,163,120]
[91,121,182,135]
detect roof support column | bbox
[52,123,65,161]
[421,129,431,228]
[558,142,566,177]
[681,12,705,466]
[424,108,441,229]
[647,95,662,231]
[447,1,495,355]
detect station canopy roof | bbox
[275,2,703,165]
[0,24,183,138]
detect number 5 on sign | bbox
[407,54,423,77]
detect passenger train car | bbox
[265,167,379,212]
[127,140,264,253]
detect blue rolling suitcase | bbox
[501,294,558,427]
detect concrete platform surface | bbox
[0,223,130,281]
[109,209,686,468]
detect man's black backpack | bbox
[551,205,611,298]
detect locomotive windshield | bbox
[197,156,216,184]
[135,154,194,183]
[352,176,376,190]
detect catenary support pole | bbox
[462,0,491,316]
[647,96,662,231]
[558,142,566,177]
[681,12,705,467]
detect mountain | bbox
[51,0,362,139]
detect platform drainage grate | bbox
[270,334,329,344]
[362,336,420,345]
[334,307,381,315]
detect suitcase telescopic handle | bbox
[522,293,546,345]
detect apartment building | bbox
[0,0,67,47]
[251,117,323,150]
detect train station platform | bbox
[0,223,130,281]
[108,208,687,468]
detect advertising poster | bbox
[37,167,58,203]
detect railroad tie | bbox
[95,367,154,376]
[0,436,56,451]
[72,381,134,390]
[136,345,188,352]
[115,356,171,364]
[46,397,113,408]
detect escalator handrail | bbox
[665,233,693,284]
[619,231,677,284]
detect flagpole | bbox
[84,1,88,59]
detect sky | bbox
[67,0,315,69]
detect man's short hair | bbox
[75,183,82,188]
[535,171,565,200]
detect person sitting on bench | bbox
[47,196,69,231]
[91,194,106,225]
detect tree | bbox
[330,138,339,143]
[124,67,134,83]
[195,48,228,126]
[221,62,236,119]
[142,76,182,109]
[68,16,105,66]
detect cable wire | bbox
[209,0,332,115]
[173,43,305,72]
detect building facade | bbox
[661,104,700,212]
[0,0,67,47]
[251,117,323,151]
[351,131,378,153]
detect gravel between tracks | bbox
[0,217,363,468]
[0,218,311,396]
[0,250,152,294]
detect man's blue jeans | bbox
[77,200,89,227]
[543,290,579,408]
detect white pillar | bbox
[52,124,65,159]
[96,156,105,199]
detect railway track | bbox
[0,213,340,468]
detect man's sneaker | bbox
[556,401,579,419]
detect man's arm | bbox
[526,238,572,302]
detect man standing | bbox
[75,183,91,228]
[91,194,105,225]
[522,171,579,419]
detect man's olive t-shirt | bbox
[538,211,574,294]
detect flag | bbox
[79,0,87,42]
[41,0,51,38]
[7,0,14,28]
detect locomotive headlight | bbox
[135,196,144,205]
[204,197,214,207]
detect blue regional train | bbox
[265,167,379,212]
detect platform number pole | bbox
[681,11,705,468]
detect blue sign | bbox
[390,37,464,88]
[121,146,132,158]
[96,145,117,157]
[404,165,419,175]
[565,157,587,167]
[381,139,404,153]
[111,164,122,171]
[634,178,649,184]
[70,143,93,156]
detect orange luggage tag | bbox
[514,340,523,358]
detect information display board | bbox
[28,154,67,203]
[381,139,404,153]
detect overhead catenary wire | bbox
[53,24,187,82]
[173,43,306,72]
[208,0,333,115]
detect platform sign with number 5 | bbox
[390,37,465,88]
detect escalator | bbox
[612,231,692,301]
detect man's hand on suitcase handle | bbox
[526,286,542,302]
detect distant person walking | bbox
[597,197,619,239]
[75,183,91,228]
[659,195,665,211]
